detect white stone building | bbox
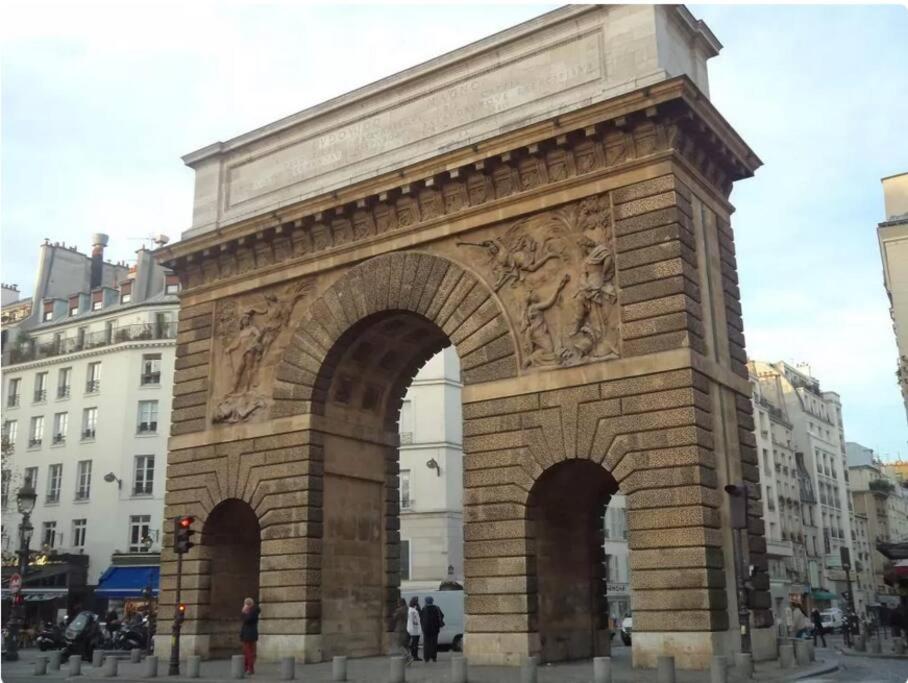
[398,347,464,589]
[1,236,179,603]
[749,361,857,611]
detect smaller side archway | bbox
[203,499,261,657]
[528,459,619,662]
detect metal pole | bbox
[843,566,855,648]
[168,552,183,676]
[3,511,31,661]
[733,526,752,653]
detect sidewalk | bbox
[0,645,839,683]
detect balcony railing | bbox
[28,438,42,448]
[133,483,153,496]
[7,322,177,364]
[52,433,65,445]
[85,380,101,394]
[33,390,47,403]
[137,422,158,434]
[75,489,90,501]
[57,385,71,399]
[141,372,161,386]
[81,428,96,440]
[46,492,60,504]
[6,394,20,408]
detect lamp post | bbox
[3,483,37,661]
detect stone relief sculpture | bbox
[213,281,312,423]
[458,194,619,369]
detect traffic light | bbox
[724,483,750,530]
[177,603,187,623]
[173,515,196,554]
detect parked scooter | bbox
[36,622,66,651]
[61,611,102,661]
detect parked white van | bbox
[400,589,464,652]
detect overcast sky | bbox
[2,3,907,457]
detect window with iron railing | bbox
[47,464,62,503]
[137,401,158,434]
[141,354,162,386]
[75,460,92,500]
[134,455,155,496]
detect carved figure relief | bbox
[213,280,313,423]
[458,194,619,369]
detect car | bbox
[400,589,464,652]
[820,608,844,633]
[620,615,632,646]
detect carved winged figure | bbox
[457,220,562,291]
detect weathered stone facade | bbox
[156,8,766,668]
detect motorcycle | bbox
[61,611,102,661]
[36,622,66,651]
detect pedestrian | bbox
[240,597,261,675]
[391,598,411,663]
[407,596,422,662]
[792,604,810,638]
[420,596,445,663]
[810,608,826,647]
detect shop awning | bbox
[95,566,159,598]
[811,589,837,601]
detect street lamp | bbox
[3,483,37,661]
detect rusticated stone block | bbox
[631,568,726,590]
[621,387,709,415]
[628,485,720,511]
[464,537,531,559]
[613,190,685,221]
[627,505,720,531]
[633,588,727,611]
[629,526,723,550]
[630,546,724,571]
[622,293,700,323]
[633,610,728,632]
[466,614,536,633]
[616,221,695,254]
[466,594,534,614]
[618,256,697,289]
[467,576,537,595]
[612,174,676,203]
[464,556,531,577]
[462,355,518,384]
[622,274,700,306]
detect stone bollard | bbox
[143,655,159,678]
[34,655,49,676]
[48,650,62,671]
[734,652,753,678]
[806,639,815,662]
[68,654,83,677]
[130,648,142,664]
[92,649,104,668]
[451,654,468,683]
[280,656,295,680]
[593,656,612,683]
[656,655,676,683]
[389,655,406,683]
[710,655,727,683]
[779,643,794,668]
[231,654,246,679]
[894,639,906,655]
[794,639,810,666]
[521,655,538,683]
[187,655,202,678]
[332,655,348,681]
[871,637,882,654]
[102,656,119,678]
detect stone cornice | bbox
[158,77,761,292]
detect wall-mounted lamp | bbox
[426,458,441,477]
[103,472,122,489]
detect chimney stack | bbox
[90,233,109,289]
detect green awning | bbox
[811,589,837,600]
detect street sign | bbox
[9,573,22,594]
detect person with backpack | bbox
[420,596,445,663]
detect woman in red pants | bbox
[240,597,261,675]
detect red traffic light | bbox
[179,516,195,528]
[178,603,186,613]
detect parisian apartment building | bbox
[846,441,908,608]
[877,172,908,422]
[1,234,179,612]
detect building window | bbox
[129,515,152,553]
[2,420,17,454]
[41,521,57,549]
[1,470,10,508]
[137,401,159,434]
[141,354,162,385]
[82,408,97,440]
[400,470,411,510]
[134,455,155,495]
[86,362,101,393]
[399,400,413,444]
[7,378,21,407]
[120,293,132,304]
[72,519,87,548]
[165,278,180,295]
[47,464,62,504]
[57,368,72,398]
[400,539,411,581]
[53,412,68,444]
[76,460,92,500]
[69,304,79,316]
[43,309,54,322]
[91,299,103,311]
[24,467,38,491]
[29,416,44,447]
[34,372,48,403]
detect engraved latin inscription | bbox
[227,32,603,207]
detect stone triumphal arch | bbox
[156,5,770,670]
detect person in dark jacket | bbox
[420,596,445,663]
[810,608,826,647]
[240,597,261,674]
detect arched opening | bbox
[315,310,454,658]
[203,498,261,656]
[528,459,620,662]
